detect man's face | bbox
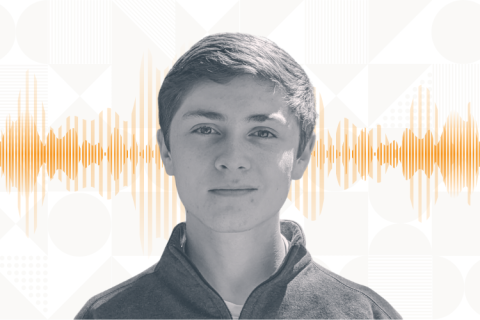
[157,75,313,233]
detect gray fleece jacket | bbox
[75,219,403,319]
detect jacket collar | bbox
[154,219,312,318]
[165,218,308,257]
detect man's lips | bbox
[209,188,257,191]
[209,189,257,197]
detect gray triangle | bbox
[368,64,430,125]
[49,97,103,132]
[369,0,433,62]
[15,196,48,254]
[307,64,366,95]
[0,208,15,240]
[112,3,172,114]
[50,257,114,319]
[111,257,133,287]
[176,2,206,57]
[50,65,110,95]
[0,272,46,318]
[240,0,303,37]
[209,2,239,34]
[324,97,366,129]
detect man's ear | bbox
[291,132,316,180]
[156,129,174,176]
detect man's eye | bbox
[193,126,276,139]
[252,130,276,139]
[193,126,218,135]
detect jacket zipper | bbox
[173,241,293,319]
[237,242,292,319]
[173,245,234,319]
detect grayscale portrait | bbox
[75,32,402,320]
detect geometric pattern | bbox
[0,0,480,319]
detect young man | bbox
[76,33,402,319]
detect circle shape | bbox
[433,256,464,318]
[0,5,15,59]
[16,0,49,63]
[465,259,480,315]
[48,194,111,256]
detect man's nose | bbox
[214,138,251,171]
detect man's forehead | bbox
[180,77,293,120]
[180,108,289,127]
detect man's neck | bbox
[184,213,286,306]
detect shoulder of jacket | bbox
[309,261,402,319]
[74,262,159,319]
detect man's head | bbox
[156,32,317,233]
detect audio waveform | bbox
[1,52,479,255]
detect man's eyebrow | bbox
[181,109,286,124]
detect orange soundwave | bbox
[1,53,479,255]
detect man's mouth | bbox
[209,189,257,197]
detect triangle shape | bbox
[306,64,366,95]
[49,97,101,132]
[0,206,15,240]
[337,65,368,126]
[268,0,305,65]
[209,2,239,34]
[113,256,163,278]
[0,225,46,257]
[176,2,207,57]
[49,65,110,96]
[48,66,80,128]
[371,1,449,64]
[81,66,112,114]
[240,0,303,37]
[111,3,174,116]
[15,196,48,254]
[303,64,336,108]
[369,0,433,62]
[113,0,175,60]
[0,272,46,318]
[111,257,133,287]
[368,64,430,125]
[50,257,114,319]
[177,0,238,32]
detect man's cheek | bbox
[278,149,294,175]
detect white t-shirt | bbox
[223,234,290,319]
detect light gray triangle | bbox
[0,272,46,319]
[240,0,303,37]
[49,97,101,132]
[369,0,433,62]
[0,208,15,240]
[307,64,366,95]
[111,257,133,288]
[209,2,239,34]
[368,64,430,125]
[176,2,207,58]
[15,196,48,255]
[50,65,110,96]
[50,257,115,319]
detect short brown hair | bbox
[157,32,317,159]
